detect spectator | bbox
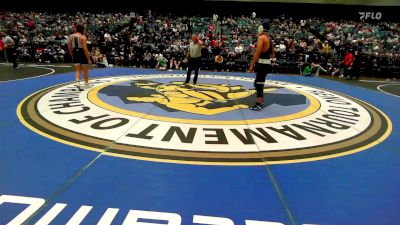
[341,49,354,79]
[311,61,328,76]
[214,54,224,71]
[234,44,244,55]
[321,40,331,54]
[142,50,152,68]
[302,63,313,76]
[156,54,167,71]
[0,11,398,78]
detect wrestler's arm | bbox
[249,36,264,72]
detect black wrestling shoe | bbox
[75,85,84,91]
[249,103,264,111]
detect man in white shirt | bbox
[300,19,306,27]
[1,31,17,69]
[213,14,219,22]
[184,34,203,85]
[234,44,244,55]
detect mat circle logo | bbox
[18,75,392,165]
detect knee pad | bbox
[255,82,264,97]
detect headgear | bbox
[257,22,270,35]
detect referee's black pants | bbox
[6,48,17,68]
[185,57,201,84]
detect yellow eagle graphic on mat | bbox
[126,81,277,115]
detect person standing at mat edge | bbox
[67,24,92,91]
[1,31,17,69]
[248,22,275,111]
[184,34,203,85]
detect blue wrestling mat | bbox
[0,68,399,225]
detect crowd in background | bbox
[0,11,399,78]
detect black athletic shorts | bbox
[72,48,88,64]
[254,63,272,86]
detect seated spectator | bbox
[225,52,236,72]
[322,40,331,54]
[127,51,138,67]
[109,47,124,66]
[168,51,177,70]
[156,54,167,71]
[302,63,313,76]
[371,57,381,75]
[181,58,188,70]
[18,45,31,62]
[234,44,244,56]
[173,51,183,70]
[211,39,218,48]
[298,53,308,74]
[98,55,109,68]
[311,61,328,76]
[214,54,224,72]
[248,43,255,52]
[55,47,65,63]
[142,50,152,68]
[91,47,99,64]
[300,39,308,49]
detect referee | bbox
[184,34,203,85]
[1,31,17,69]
